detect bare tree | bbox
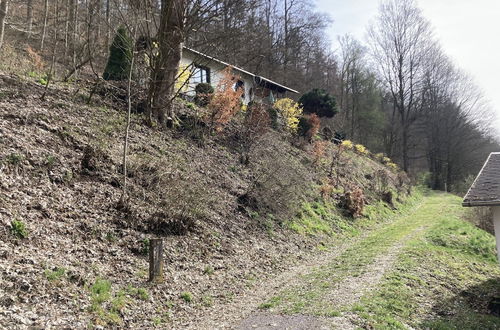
[27,0,33,38]
[368,0,434,171]
[146,0,187,127]
[40,0,49,50]
[338,35,365,139]
[0,0,8,49]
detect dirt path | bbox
[187,200,428,330]
[235,224,429,330]
[187,231,369,329]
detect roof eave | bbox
[254,76,299,94]
[462,152,498,207]
[183,47,299,94]
[462,200,500,207]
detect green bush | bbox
[103,27,133,81]
[180,291,193,303]
[194,83,214,106]
[299,88,338,118]
[297,116,312,138]
[267,107,279,129]
[6,153,24,165]
[297,114,320,139]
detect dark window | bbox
[192,65,210,84]
[234,80,245,99]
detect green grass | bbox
[261,191,427,315]
[135,288,149,301]
[44,267,66,282]
[88,278,123,325]
[288,188,422,238]
[6,152,24,165]
[10,219,28,238]
[259,191,499,329]
[88,281,153,326]
[288,201,336,236]
[203,265,215,275]
[202,295,214,307]
[351,193,500,329]
[90,278,112,305]
[180,292,193,303]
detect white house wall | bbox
[493,206,500,263]
[180,51,254,105]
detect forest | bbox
[0,0,498,190]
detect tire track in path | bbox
[188,199,428,330]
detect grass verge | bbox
[260,190,427,315]
[352,193,500,329]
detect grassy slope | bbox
[356,193,500,329]
[259,192,500,328]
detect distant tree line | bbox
[0,0,498,192]
[187,0,500,191]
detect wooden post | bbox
[493,206,500,263]
[148,238,164,283]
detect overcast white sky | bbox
[315,0,500,137]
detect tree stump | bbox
[148,238,164,283]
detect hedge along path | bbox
[235,192,456,329]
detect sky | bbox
[315,0,500,137]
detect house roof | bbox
[183,47,299,94]
[463,152,500,207]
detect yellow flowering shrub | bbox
[175,64,192,92]
[273,98,303,132]
[341,140,354,149]
[382,156,391,164]
[354,144,369,155]
[387,162,399,171]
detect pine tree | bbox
[299,89,338,118]
[103,27,132,81]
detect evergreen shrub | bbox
[299,88,338,118]
[194,83,214,106]
[103,27,133,81]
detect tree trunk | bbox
[26,0,33,37]
[64,0,69,56]
[120,27,136,203]
[40,0,49,51]
[0,0,8,50]
[147,0,186,128]
[402,124,409,172]
[105,0,110,48]
[41,0,59,100]
[70,0,78,76]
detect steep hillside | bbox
[0,71,412,328]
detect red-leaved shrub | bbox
[343,187,365,217]
[312,140,328,166]
[206,66,244,132]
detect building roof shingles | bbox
[463,152,500,207]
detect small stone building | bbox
[463,152,500,262]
